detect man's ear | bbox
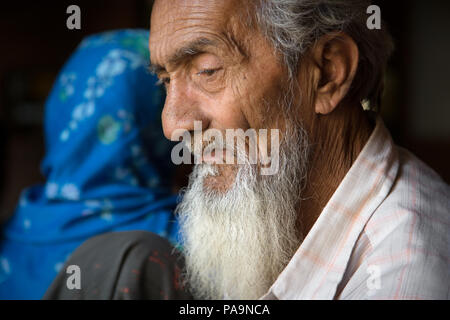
[309,33,359,115]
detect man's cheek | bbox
[209,84,250,129]
[222,75,260,129]
[233,69,276,128]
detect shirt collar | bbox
[261,116,400,300]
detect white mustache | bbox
[184,135,248,164]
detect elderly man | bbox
[45,0,449,300]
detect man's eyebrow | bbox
[149,37,218,75]
[148,63,164,75]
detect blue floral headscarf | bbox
[0,29,180,299]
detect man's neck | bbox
[297,102,375,239]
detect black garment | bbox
[43,231,194,300]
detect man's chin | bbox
[202,164,240,194]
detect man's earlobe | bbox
[313,33,359,115]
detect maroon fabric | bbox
[43,231,194,300]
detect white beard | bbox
[176,118,310,300]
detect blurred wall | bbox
[409,1,450,140]
[378,0,450,186]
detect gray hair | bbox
[253,0,394,110]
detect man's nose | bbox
[161,79,209,141]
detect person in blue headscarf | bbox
[0,29,182,299]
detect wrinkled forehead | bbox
[149,0,244,64]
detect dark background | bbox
[0,0,449,222]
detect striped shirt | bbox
[261,117,450,300]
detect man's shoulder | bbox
[395,146,449,206]
[356,147,449,299]
[367,146,449,248]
